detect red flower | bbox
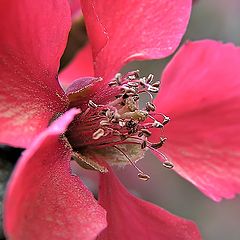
[0,0,210,239]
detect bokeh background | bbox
[1,0,240,240]
[77,1,240,240]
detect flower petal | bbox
[81,0,192,80]
[66,77,103,109]
[98,169,201,240]
[4,109,107,240]
[59,44,94,88]
[153,40,240,201]
[0,0,71,148]
[68,0,82,19]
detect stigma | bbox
[67,70,173,180]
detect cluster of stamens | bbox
[77,70,174,180]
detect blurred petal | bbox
[153,40,240,201]
[0,0,71,148]
[68,0,82,19]
[98,169,201,240]
[4,109,107,240]
[59,44,94,88]
[81,0,192,80]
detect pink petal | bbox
[0,0,71,148]
[98,169,201,240]
[66,77,103,109]
[153,40,240,201]
[59,44,94,88]
[68,0,82,19]
[81,0,192,80]
[4,109,107,240]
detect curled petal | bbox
[0,0,71,148]
[98,169,201,240]
[153,40,240,201]
[4,109,107,240]
[81,0,192,80]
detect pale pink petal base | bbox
[4,109,107,240]
[153,40,240,201]
[98,169,201,240]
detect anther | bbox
[138,132,144,137]
[106,110,115,120]
[125,70,140,80]
[162,161,174,169]
[132,95,139,101]
[108,81,117,87]
[115,73,122,85]
[148,86,159,93]
[146,74,154,83]
[92,128,105,139]
[137,173,150,181]
[125,88,136,94]
[152,81,160,88]
[146,102,156,112]
[151,137,167,149]
[152,121,164,128]
[162,116,170,125]
[141,140,147,149]
[88,100,98,109]
[139,77,147,87]
[100,120,111,126]
[127,82,139,87]
[141,129,152,137]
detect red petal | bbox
[4,109,107,240]
[0,0,71,148]
[98,169,201,240]
[59,44,94,88]
[81,0,192,80]
[153,40,240,201]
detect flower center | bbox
[67,70,173,180]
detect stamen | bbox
[162,116,170,125]
[125,70,140,80]
[147,86,159,93]
[141,140,147,149]
[141,129,152,137]
[162,161,174,169]
[152,81,160,88]
[113,145,150,181]
[92,128,105,139]
[151,137,167,149]
[88,100,98,109]
[146,74,154,84]
[152,120,164,128]
[115,73,122,85]
[138,173,151,181]
[146,102,156,112]
[72,70,172,179]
